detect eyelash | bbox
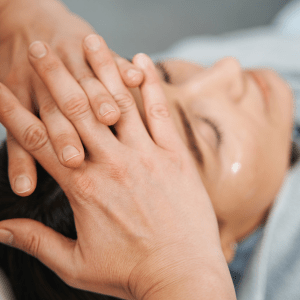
[155,61,172,84]
[201,117,224,147]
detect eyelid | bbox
[155,60,223,149]
[195,115,223,149]
[155,61,172,84]
[176,103,204,166]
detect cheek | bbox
[214,136,289,231]
[206,138,275,220]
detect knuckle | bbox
[103,158,131,186]
[94,95,112,105]
[62,95,90,121]
[53,132,71,146]
[113,93,135,113]
[75,71,95,86]
[149,103,170,119]
[0,101,17,119]
[23,123,48,152]
[93,53,114,69]
[6,132,16,143]
[39,96,58,116]
[71,172,95,202]
[22,233,41,258]
[39,60,61,76]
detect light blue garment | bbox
[273,0,300,35]
[238,161,300,300]
[229,225,264,291]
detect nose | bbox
[184,57,245,102]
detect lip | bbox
[248,71,270,112]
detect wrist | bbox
[128,246,236,300]
[144,268,236,300]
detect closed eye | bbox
[176,103,204,166]
[155,61,172,84]
[195,116,223,149]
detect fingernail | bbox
[84,34,101,51]
[62,145,80,162]
[0,229,13,246]
[127,69,142,79]
[100,103,116,117]
[29,41,47,59]
[14,175,32,194]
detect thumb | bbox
[0,218,76,282]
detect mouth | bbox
[248,71,270,112]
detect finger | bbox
[111,52,144,88]
[0,219,77,287]
[33,76,85,168]
[6,131,37,196]
[83,34,150,148]
[28,41,118,157]
[60,50,121,126]
[0,82,69,185]
[4,83,37,196]
[133,53,184,151]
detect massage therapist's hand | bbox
[0,46,235,300]
[0,0,143,197]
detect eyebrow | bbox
[176,103,204,166]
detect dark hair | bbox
[0,140,299,300]
[0,140,120,300]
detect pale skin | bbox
[0,0,144,195]
[0,0,294,298]
[0,0,293,262]
[132,57,293,262]
[0,42,236,299]
[0,32,294,297]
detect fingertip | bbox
[13,175,33,194]
[124,69,144,87]
[132,53,150,69]
[61,156,85,169]
[11,175,37,197]
[28,41,48,59]
[99,109,121,126]
[7,148,38,197]
[61,146,85,169]
[98,103,120,125]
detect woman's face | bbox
[130,57,294,262]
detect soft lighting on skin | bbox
[231,162,241,174]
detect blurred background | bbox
[61,0,291,58]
